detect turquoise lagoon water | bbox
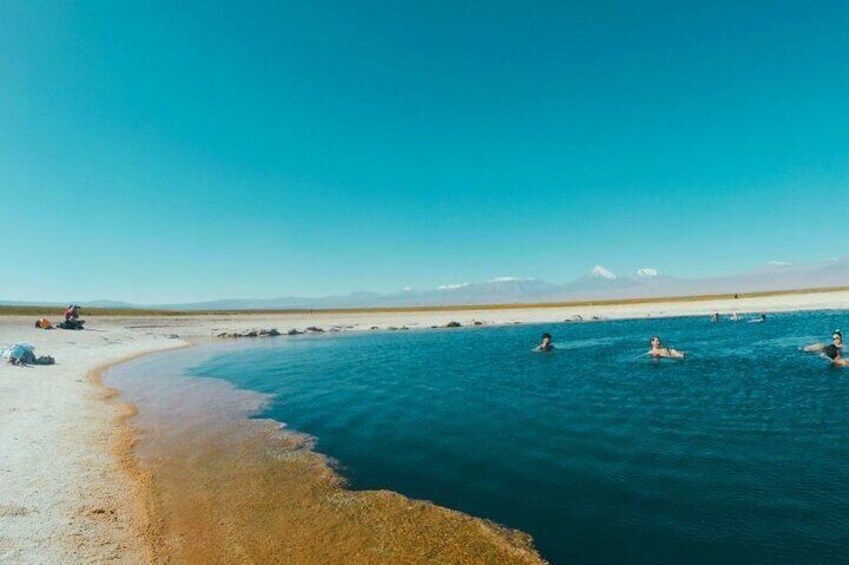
[134,312,849,563]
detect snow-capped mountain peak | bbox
[634,267,661,278]
[590,265,618,280]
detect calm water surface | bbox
[178,312,849,563]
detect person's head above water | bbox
[650,336,662,348]
[541,333,552,344]
[833,330,843,346]
[537,333,554,351]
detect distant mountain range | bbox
[4,258,848,311]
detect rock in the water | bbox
[306,326,325,333]
[473,321,484,326]
[287,329,304,335]
[446,321,462,328]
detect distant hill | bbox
[4,258,848,311]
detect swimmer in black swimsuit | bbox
[803,330,843,353]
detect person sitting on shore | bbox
[803,330,843,353]
[823,344,849,367]
[648,336,685,359]
[535,333,555,352]
[64,304,79,322]
[59,305,85,330]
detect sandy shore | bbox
[2,290,848,563]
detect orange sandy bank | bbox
[101,354,545,564]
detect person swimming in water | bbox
[823,344,849,367]
[803,329,843,353]
[535,333,555,352]
[648,336,685,359]
[710,313,720,323]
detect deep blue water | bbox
[187,312,849,564]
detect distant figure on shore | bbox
[710,313,720,323]
[535,333,555,352]
[823,344,849,367]
[64,304,80,322]
[803,330,843,353]
[648,336,685,359]
[59,304,85,330]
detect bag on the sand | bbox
[35,318,53,329]
[1,343,37,365]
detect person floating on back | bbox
[823,344,849,367]
[535,333,555,352]
[648,336,685,359]
[803,329,842,353]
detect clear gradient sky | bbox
[1,1,847,303]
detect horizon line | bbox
[3,285,848,318]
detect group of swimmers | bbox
[534,328,847,367]
[711,312,767,323]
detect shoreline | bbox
[88,346,195,565]
[2,290,848,562]
[0,322,186,563]
[106,347,546,563]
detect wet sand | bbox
[104,348,544,564]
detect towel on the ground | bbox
[1,343,55,366]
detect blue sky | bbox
[1,1,847,303]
